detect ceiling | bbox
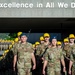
[0,18,75,33]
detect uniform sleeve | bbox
[35,45,41,55]
[60,49,64,60]
[10,44,15,51]
[70,53,74,62]
[30,44,34,53]
[27,43,34,53]
[70,48,75,62]
[44,49,49,61]
[13,44,18,55]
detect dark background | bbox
[0,18,75,41]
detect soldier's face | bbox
[58,45,61,48]
[69,39,74,43]
[40,40,44,44]
[44,37,50,42]
[52,39,57,46]
[35,45,39,48]
[64,42,69,45]
[20,35,27,42]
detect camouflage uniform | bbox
[44,47,64,75]
[11,42,18,53]
[36,42,50,56]
[63,44,75,75]
[63,44,72,59]
[11,41,21,53]
[14,42,33,75]
[70,46,75,75]
[63,44,75,60]
[34,42,50,75]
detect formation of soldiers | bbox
[0,32,75,75]
[0,37,19,60]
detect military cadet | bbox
[63,38,70,75]
[64,38,69,46]
[68,34,75,75]
[69,34,75,47]
[13,33,36,75]
[35,42,40,49]
[43,33,51,47]
[35,33,51,75]
[57,41,62,49]
[39,33,51,59]
[40,36,45,44]
[43,36,66,75]
[57,41,66,75]
[63,34,75,75]
[31,42,40,75]
[69,46,75,75]
[11,34,22,75]
[34,41,40,56]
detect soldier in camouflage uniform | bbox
[35,33,51,75]
[57,41,65,75]
[67,34,75,75]
[63,38,69,75]
[40,36,45,44]
[43,37,66,75]
[36,33,51,57]
[31,42,40,75]
[69,46,75,75]
[64,38,69,46]
[57,41,62,49]
[63,34,75,75]
[13,33,36,75]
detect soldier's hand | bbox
[63,67,66,73]
[43,70,45,75]
[69,69,71,75]
[41,57,44,60]
[32,64,36,70]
